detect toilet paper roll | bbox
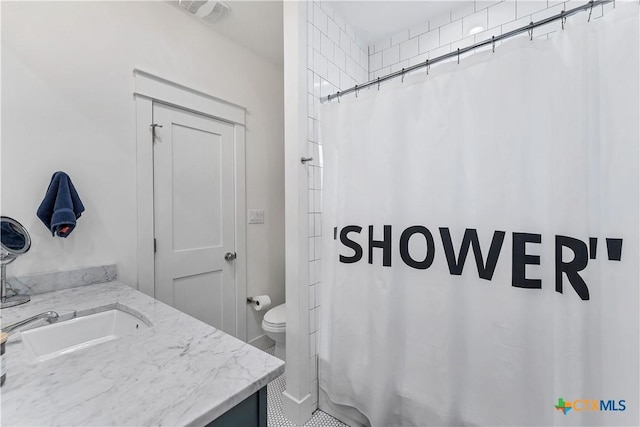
[251,295,272,312]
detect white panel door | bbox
[153,102,237,336]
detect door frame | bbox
[133,69,247,341]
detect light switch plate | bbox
[248,209,264,224]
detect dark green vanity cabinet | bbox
[206,387,267,427]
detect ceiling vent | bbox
[178,1,230,21]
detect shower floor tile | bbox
[266,346,348,427]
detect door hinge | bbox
[151,123,163,143]
[154,238,157,253]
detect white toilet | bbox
[262,303,286,361]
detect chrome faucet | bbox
[2,311,59,334]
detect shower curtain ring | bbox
[560,11,566,30]
[377,77,380,90]
[337,91,341,103]
[588,0,594,22]
[401,68,405,82]
[457,48,460,64]
[492,36,495,53]
[425,59,430,76]
[528,22,534,41]
[355,84,358,98]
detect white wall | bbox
[1,0,284,344]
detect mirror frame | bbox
[1,216,31,258]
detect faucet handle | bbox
[2,311,59,334]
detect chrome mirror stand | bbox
[0,216,33,309]
[1,261,30,309]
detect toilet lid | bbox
[263,303,285,327]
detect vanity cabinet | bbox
[206,387,266,427]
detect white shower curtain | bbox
[320,5,638,427]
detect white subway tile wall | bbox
[368,0,616,80]
[382,44,400,67]
[517,0,546,18]
[409,21,430,39]
[306,0,368,410]
[400,37,419,61]
[455,2,479,21]
[440,19,464,45]
[463,9,489,35]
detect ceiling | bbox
[206,1,284,64]
[330,1,472,45]
[175,1,471,66]
[171,0,284,65]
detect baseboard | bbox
[248,333,275,351]
[282,390,313,426]
[319,387,370,427]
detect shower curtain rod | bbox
[324,0,614,102]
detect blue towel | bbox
[37,171,85,238]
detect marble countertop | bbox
[0,281,284,426]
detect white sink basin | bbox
[21,309,150,363]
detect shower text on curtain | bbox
[333,225,624,301]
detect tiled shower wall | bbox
[307,0,615,417]
[369,0,616,80]
[306,0,369,411]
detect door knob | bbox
[224,252,237,261]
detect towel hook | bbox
[151,123,163,143]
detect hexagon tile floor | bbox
[266,347,349,427]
